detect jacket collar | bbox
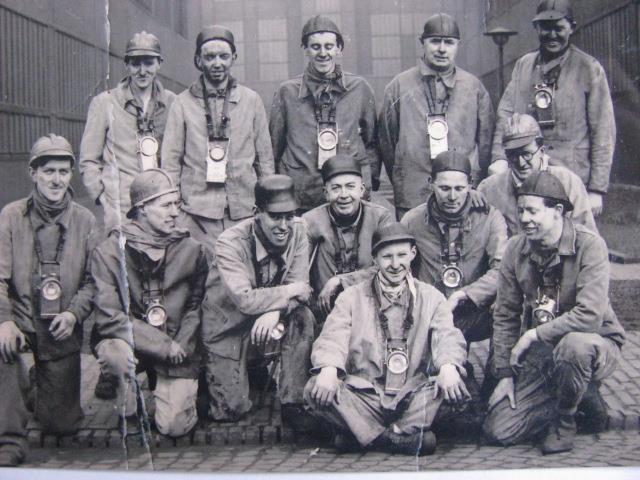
[536,44,573,74]
[298,70,349,100]
[423,193,475,232]
[118,77,167,110]
[418,57,457,88]
[521,217,577,264]
[189,75,240,103]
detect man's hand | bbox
[509,329,538,371]
[588,192,604,217]
[445,290,468,313]
[469,189,488,210]
[311,367,341,407]
[433,363,470,404]
[167,341,186,365]
[488,377,516,410]
[488,159,509,176]
[318,276,341,314]
[0,321,27,363]
[49,311,77,342]
[290,282,313,305]
[251,311,281,346]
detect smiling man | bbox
[0,135,96,466]
[489,0,615,218]
[303,154,392,319]
[80,31,176,233]
[202,175,316,432]
[162,25,274,255]
[304,222,467,455]
[90,169,209,439]
[483,171,625,454]
[270,15,380,212]
[379,13,494,220]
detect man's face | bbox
[506,140,544,183]
[125,56,161,91]
[30,158,73,203]
[422,36,459,72]
[305,32,342,76]
[431,170,470,214]
[374,242,416,286]
[139,191,180,236]
[517,195,562,242]
[256,210,295,249]
[197,40,236,86]
[324,173,364,217]
[535,18,574,56]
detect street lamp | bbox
[484,27,518,97]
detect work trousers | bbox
[96,338,198,437]
[205,306,315,421]
[178,209,246,257]
[453,302,493,345]
[304,379,443,447]
[0,335,82,456]
[483,332,620,445]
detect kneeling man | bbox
[91,169,209,438]
[484,171,625,454]
[305,223,467,455]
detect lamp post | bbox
[484,27,518,97]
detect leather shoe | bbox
[540,414,576,455]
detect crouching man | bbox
[483,171,625,454]
[91,169,209,438]
[202,175,315,430]
[304,223,467,455]
[0,134,96,466]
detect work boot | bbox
[94,372,118,400]
[0,446,24,468]
[576,382,608,434]
[333,432,361,453]
[281,403,319,434]
[419,430,437,456]
[540,414,576,455]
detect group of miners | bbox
[0,0,625,467]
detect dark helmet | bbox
[301,15,344,49]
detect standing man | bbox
[0,135,96,466]
[483,171,625,454]
[479,113,596,237]
[162,25,274,255]
[489,0,615,218]
[270,15,380,213]
[80,31,175,233]
[303,155,392,317]
[304,223,467,455]
[91,169,209,438]
[202,175,315,429]
[402,152,507,347]
[379,13,494,220]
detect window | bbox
[370,14,401,76]
[258,19,288,81]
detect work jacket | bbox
[379,61,494,210]
[491,45,616,194]
[0,196,96,360]
[491,218,626,379]
[162,78,274,220]
[269,72,380,211]
[303,201,392,294]
[91,233,209,378]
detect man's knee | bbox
[154,376,198,437]
[96,338,135,377]
[554,332,596,368]
[286,305,316,342]
[483,401,525,446]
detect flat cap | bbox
[301,15,344,48]
[372,222,416,255]
[421,13,460,40]
[196,25,236,54]
[533,0,574,23]
[125,31,162,59]
[255,175,298,213]
[30,134,75,168]
[127,169,179,219]
[503,113,543,151]
[517,170,573,212]
[431,151,471,176]
[321,154,362,183]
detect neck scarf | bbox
[303,63,346,101]
[376,269,408,303]
[121,221,189,262]
[31,187,72,224]
[427,193,471,227]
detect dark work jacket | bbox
[90,233,209,378]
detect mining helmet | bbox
[420,13,461,40]
[255,175,298,213]
[127,169,179,219]
[29,134,75,168]
[503,114,543,151]
[431,151,471,177]
[301,15,344,48]
[532,0,574,23]
[517,170,573,212]
[125,31,162,60]
[320,154,362,183]
[372,223,416,256]
[195,25,236,55]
